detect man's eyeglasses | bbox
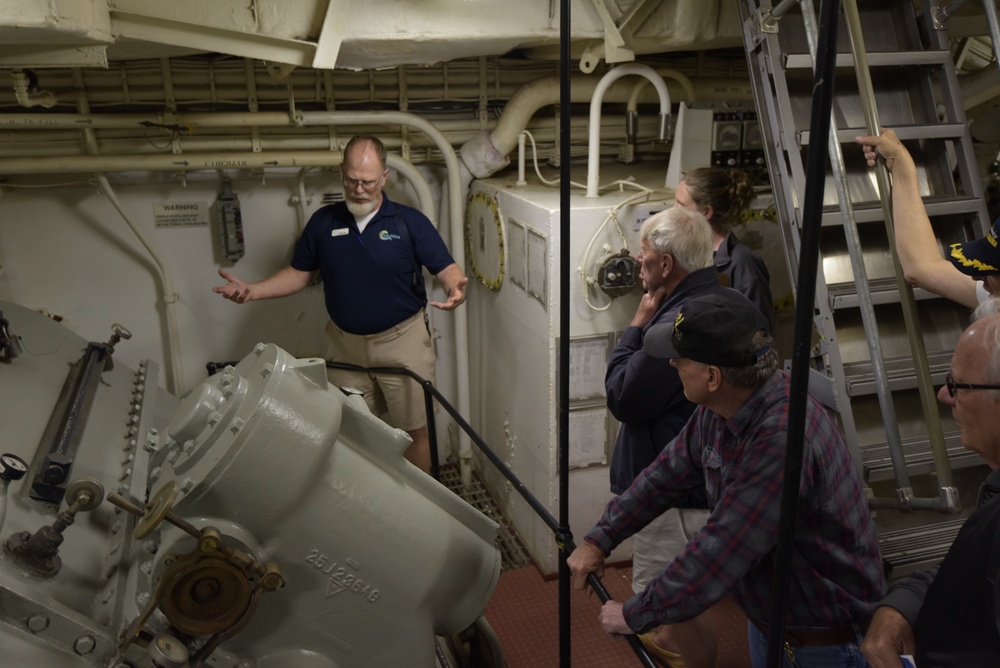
[343,175,383,191]
[944,372,1000,397]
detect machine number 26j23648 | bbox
[306,549,381,603]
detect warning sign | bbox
[153,201,209,227]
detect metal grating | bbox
[439,461,533,571]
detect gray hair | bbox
[971,297,1000,324]
[640,207,714,274]
[719,332,779,388]
[971,310,1000,384]
[343,134,388,169]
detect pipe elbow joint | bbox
[459,130,510,180]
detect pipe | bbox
[72,68,185,395]
[621,70,693,164]
[0,150,345,174]
[517,132,527,185]
[97,174,185,395]
[293,167,313,235]
[586,63,671,197]
[0,117,671,162]
[627,68,695,111]
[386,153,437,223]
[10,69,58,109]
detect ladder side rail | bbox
[800,1,915,497]
[845,0,960,510]
[740,0,863,451]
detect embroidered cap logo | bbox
[673,310,685,341]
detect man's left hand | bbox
[430,277,469,310]
[631,286,667,328]
[598,601,633,635]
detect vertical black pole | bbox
[766,0,840,665]
[558,0,573,665]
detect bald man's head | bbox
[942,313,1000,469]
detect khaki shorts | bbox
[325,310,435,431]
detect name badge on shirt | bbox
[330,228,350,237]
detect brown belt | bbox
[751,620,856,648]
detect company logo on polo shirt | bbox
[378,230,401,241]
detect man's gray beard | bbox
[346,199,377,217]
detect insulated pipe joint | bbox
[10,70,58,109]
[460,130,510,180]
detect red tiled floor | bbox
[484,564,752,667]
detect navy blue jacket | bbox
[606,267,767,494]
[714,232,773,331]
[291,195,454,335]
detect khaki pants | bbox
[325,310,435,431]
[632,507,711,594]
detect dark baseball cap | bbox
[948,218,1000,276]
[644,291,768,366]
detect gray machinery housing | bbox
[0,300,501,667]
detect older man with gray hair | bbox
[572,291,885,668]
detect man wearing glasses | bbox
[861,306,1000,666]
[214,134,468,473]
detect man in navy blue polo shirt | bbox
[214,134,468,473]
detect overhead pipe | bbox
[460,64,692,185]
[0,117,672,163]
[585,63,670,197]
[622,70,691,164]
[0,72,743,135]
[10,69,58,108]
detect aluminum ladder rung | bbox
[784,50,951,70]
[862,431,983,482]
[842,351,951,396]
[827,279,940,310]
[820,195,982,226]
[801,123,965,145]
[878,518,965,578]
